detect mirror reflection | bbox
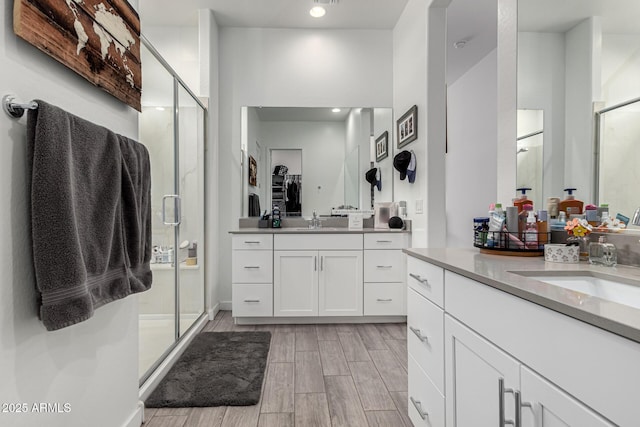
[241,107,394,217]
[517,0,640,222]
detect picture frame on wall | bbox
[397,105,418,149]
[249,155,257,186]
[375,131,389,162]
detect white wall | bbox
[217,27,393,303]
[262,122,345,215]
[373,108,394,204]
[0,1,141,427]
[446,49,498,248]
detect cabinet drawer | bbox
[408,354,445,427]
[407,256,444,308]
[407,287,444,393]
[274,234,362,250]
[232,234,273,250]
[232,250,273,283]
[364,233,409,249]
[232,284,273,317]
[364,283,405,316]
[364,250,405,282]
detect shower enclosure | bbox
[595,97,640,219]
[137,38,207,383]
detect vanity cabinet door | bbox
[444,315,520,427]
[520,367,615,427]
[318,250,363,316]
[274,251,318,316]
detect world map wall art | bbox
[14,0,142,111]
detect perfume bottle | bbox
[589,236,617,266]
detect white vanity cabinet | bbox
[406,252,637,427]
[273,234,363,317]
[363,233,410,316]
[231,234,273,317]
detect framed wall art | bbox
[249,155,257,186]
[397,105,418,149]
[375,131,389,162]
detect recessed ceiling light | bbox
[332,108,341,113]
[155,107,165,111]
[310,6,326,18]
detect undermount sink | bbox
[511,271,640,309]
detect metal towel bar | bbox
[3,94,38,119]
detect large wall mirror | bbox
[517,0,640,223]
[240,107,395,218]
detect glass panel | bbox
[177,83,205,335]
[138,43,177,379]
[344,146,359,208]
[516,109,544,209]
[598,100,640,218]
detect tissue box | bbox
[544,244,579,263]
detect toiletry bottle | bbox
[550,211,567,231]
[589,236,617,266]
[597,204,609,223]
[559,188,584,215]
[585,204,598,227]
[537,210,548,247]
[506,206,519,236]
[518,204,534,240]
[513,187,533,213]
[272,205,281,228]
[524,210,539,249]
[547,197,560,219]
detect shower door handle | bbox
[162,195,181,226]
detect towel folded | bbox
[27,100,152,331]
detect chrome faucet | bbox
[310,210,322,229]
[632,207,640,227]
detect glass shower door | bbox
[177,83,205,335]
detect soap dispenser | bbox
[589,236,617,266]
[559,188,584,216]
[514,187,533,213]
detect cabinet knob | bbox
[409,326,429,343]
[410,396,428,420]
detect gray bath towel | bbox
[27,100,152,331]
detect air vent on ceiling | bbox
[313,0,339,4]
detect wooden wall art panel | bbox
[14,0,142,111]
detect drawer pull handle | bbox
[377,298,393,302]
[376,265,393,269]
[376,240,392,243]
[409,326,429,343]
[244,266,260,269]
[410,396,428,420]
[499,377,516,427]
[244,241,261,244]
[244,299,260,303]
[409,273,430,287]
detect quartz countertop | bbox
[229,228,410,234]
[404,247,640,343]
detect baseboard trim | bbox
[122,401,143,427]
[138,314,209,402]
[219,301,232,310]
[235,315,407,325]
[208,302,220,320]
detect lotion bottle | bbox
[513,187,533,213]
[559,188,584,215]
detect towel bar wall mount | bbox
[2,94,38,119]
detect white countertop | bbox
[229,227,410,234]
[404,247,640,343]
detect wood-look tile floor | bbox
[143,311,410,427]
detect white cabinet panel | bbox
[232,250,273,283]
[232,234,273,250]
[364,233,409,249]
[407,288,444,392]
[274,234,362,250]
[232,284,273,317]
[274,251,318,316]
[407,256,444,307]
[520,367,615,427]
[318,251,363,316]
[408,354,445,427]
[364,250,405,283]
[364,282,405,316]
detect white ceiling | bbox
[139,0,408,29]
[254,107,352,122]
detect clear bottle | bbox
[589,236,617,266]
[524,210,539,249]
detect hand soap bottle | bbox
[514,187,533,213]
[524,210,539,249]
[589,236,617,266]
[559,188,584,216]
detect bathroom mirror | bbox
[517,0,640,221]
[240,106,394,217]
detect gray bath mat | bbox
[146,331,271,407]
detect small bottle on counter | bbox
[537,210,548,248]
[524,210,539,249]
[589,236,617,266]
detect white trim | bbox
[138,315,208,402]
[234,315,407,325]
[219,300,233,310]
[208,302,221,320]
[122,401,143,427]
